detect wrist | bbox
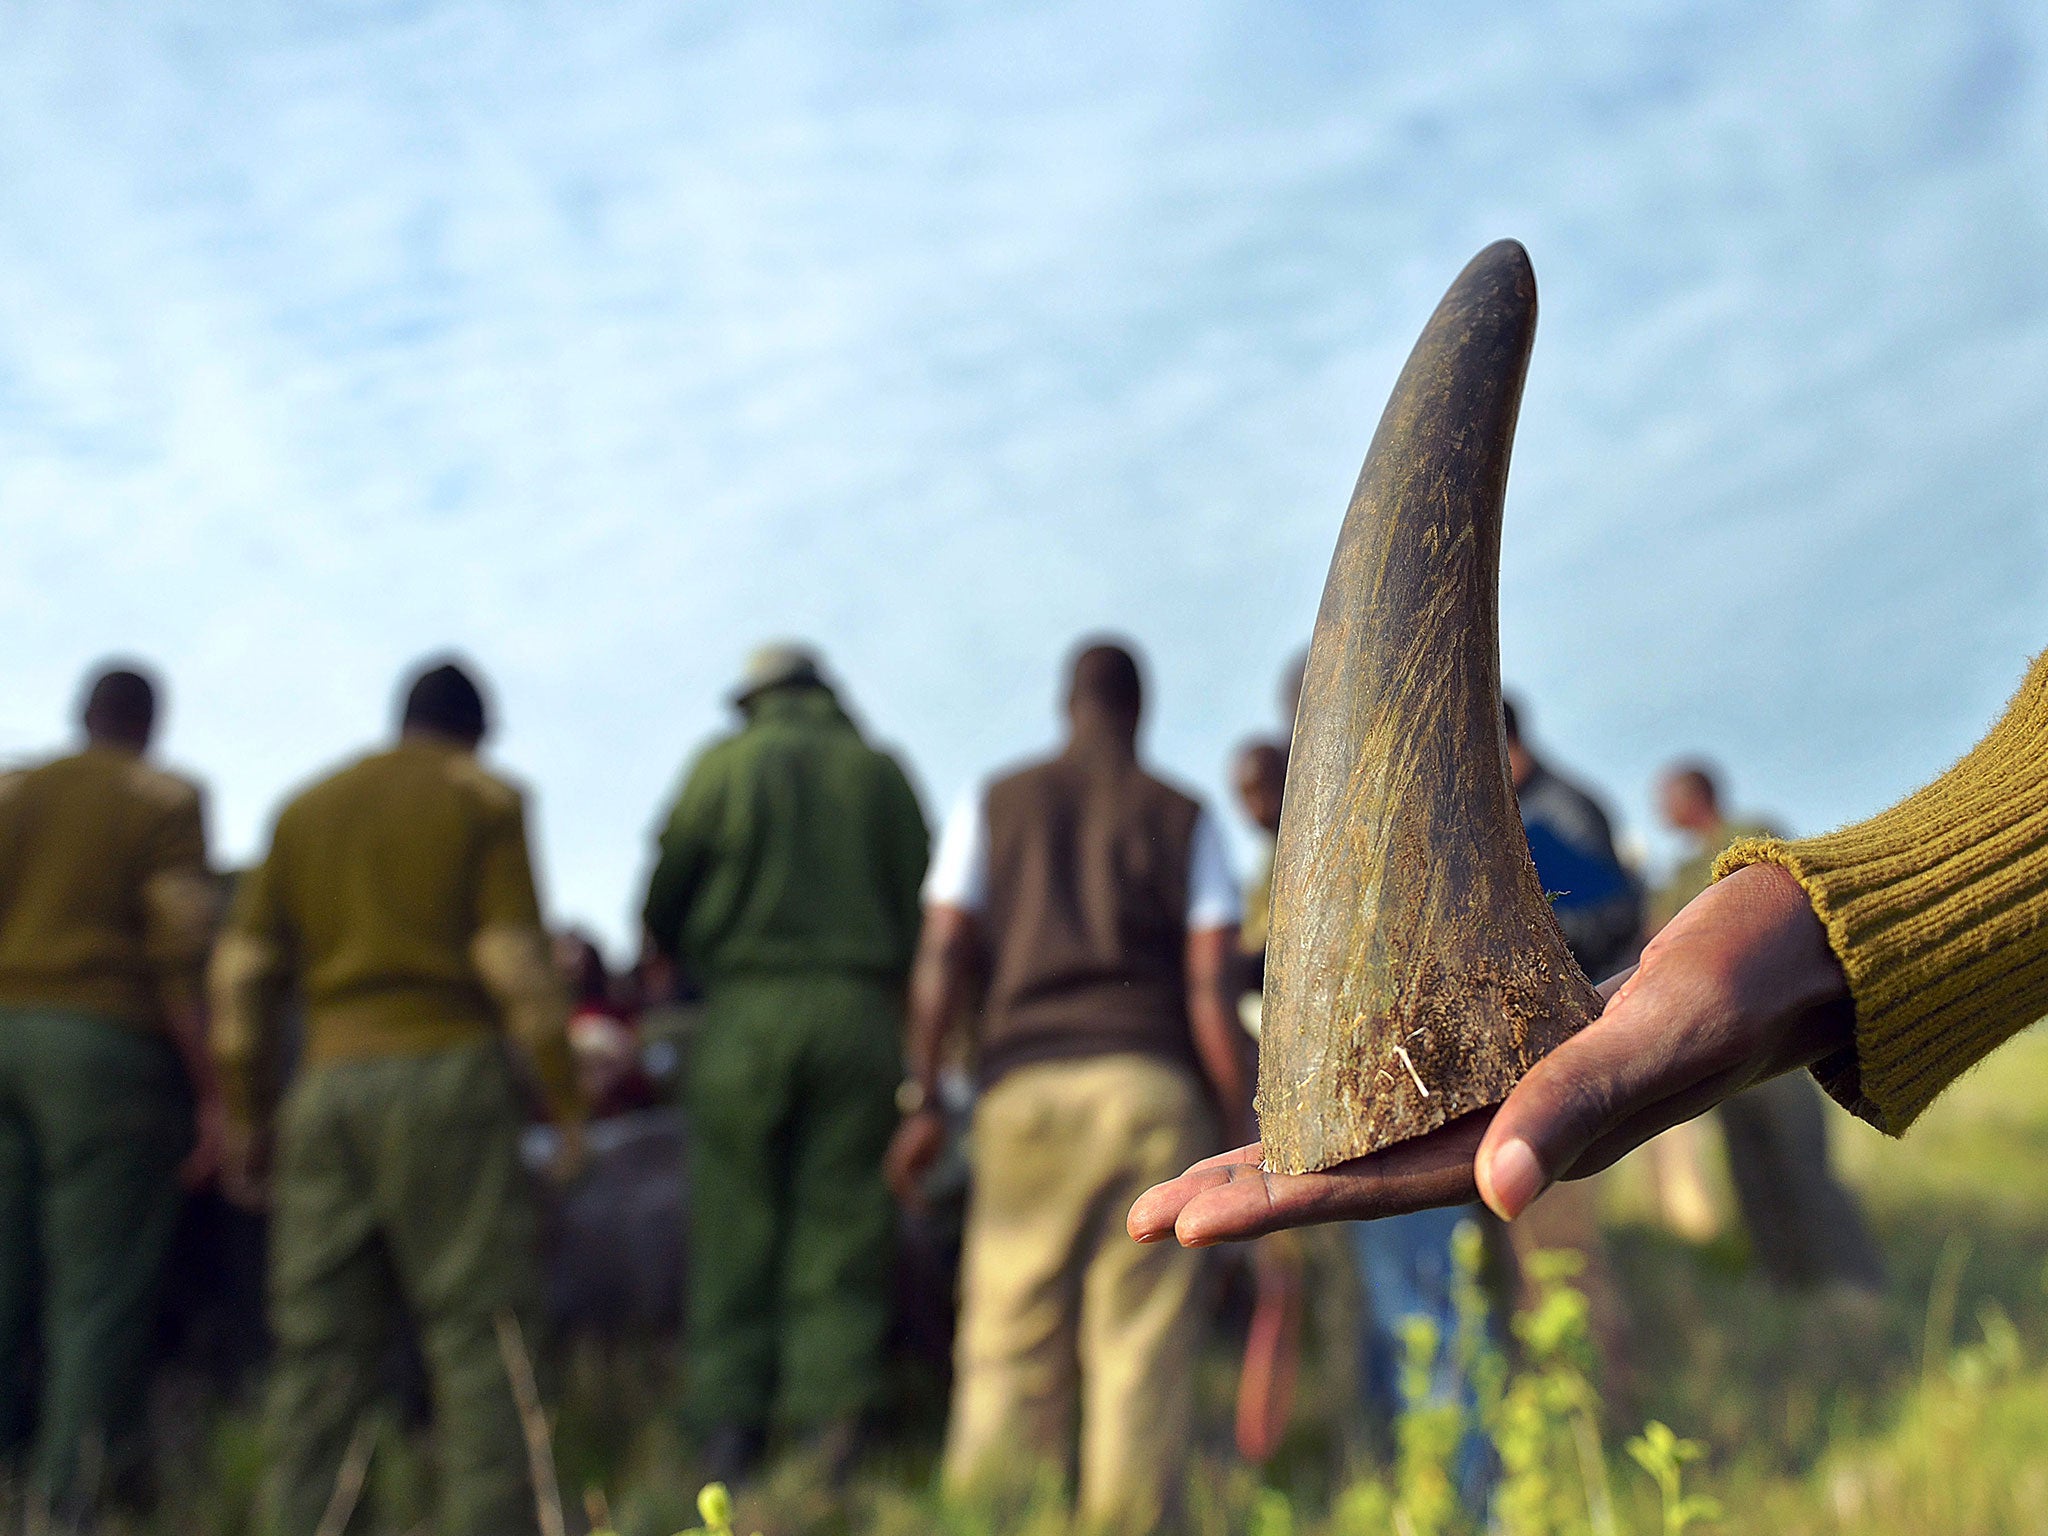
[1724,862,1854,1070]
[894,1078,939,1117]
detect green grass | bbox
[101,1029,2048,1535]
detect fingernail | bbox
[1482,1138,1544,1220]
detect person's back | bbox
[0,746,209,1022]
[642,646,930,1484]
[898,640,1246,1532]
[648,684,925,984]
[213,660,577,1536]
[975,740,1202,1080]
[254,740,540,1056]
[0,667,218,1519]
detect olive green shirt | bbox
[220,738,554,1070]
[1650,818,1779,933]
[0,746,213,1027]
[643,686,930,987]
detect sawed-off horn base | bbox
[1255,240,1603,1177]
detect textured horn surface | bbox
[1256,240,1602,1176]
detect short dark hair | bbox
[1068,639,1144,722]
[1500,695,1523,746]
[81,665,157,742]
[1663,759,1721,807]
[401,659,488,742]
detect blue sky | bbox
[2,1,2044,949]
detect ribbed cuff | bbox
[1714,656,2048,1135]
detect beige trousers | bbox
[944,1053,1214,1531]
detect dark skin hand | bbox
[886,902,978,1209]
[164,1001,230,1191]
[1128,861,1853,1246]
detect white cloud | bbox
[0,0,2043,944]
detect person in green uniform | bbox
[210,660,583,1536]
[0,665,224,1520]
[643,644,929,1483]
[1647,762,1884,1295]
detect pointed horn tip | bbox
[1452,238,1537,307]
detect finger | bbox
[1128,1149,1264,1242]
[1135,1114,1488,1247]
[1176,1129,1484,1246]
[1476,968,1732,1220]
[1185,1140,1267,1177]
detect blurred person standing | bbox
[1505,699,1643,982]
[1500,698,1640,1396]
[642,644,929,1482]
[1647,763,1885,1294]
[210,660,583,1536]
[888,640,1248,1531]
[0,665,223,1518]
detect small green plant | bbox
[1487,1248,1613,1536]
[1392,1312,1465,1536]
[1352,1233,1723,1536]
[1624,1422,1719,1536]
[673,1480,761,1536]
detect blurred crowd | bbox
[0,643,1887,1533]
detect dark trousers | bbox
[0,1008,191,1511]
[1721,1074,1886,1292]
[262,1040,541,1536]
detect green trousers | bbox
[262,1039,541,1536]
[687,974,901,1431]
[0,1007,191,1509]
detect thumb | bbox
[1474,965,1721,1220]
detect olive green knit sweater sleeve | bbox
[1714,652,2048,1135]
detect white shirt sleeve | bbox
[1186,805,1242,932]
[922,787,989,913]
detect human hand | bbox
[885,1109,948,1208]
[1129,862,1851,1246]
[180,1091,230,1191]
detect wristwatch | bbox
[895,1078,934,1116]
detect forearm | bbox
[904,907,976,1091]
[473,926,585,1126]
[1191,995,1253,1145]
[903,965,960,1092]
[1717,651,2048,1134]
[206,932,285,1130]
[1187,928,1254,1144]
